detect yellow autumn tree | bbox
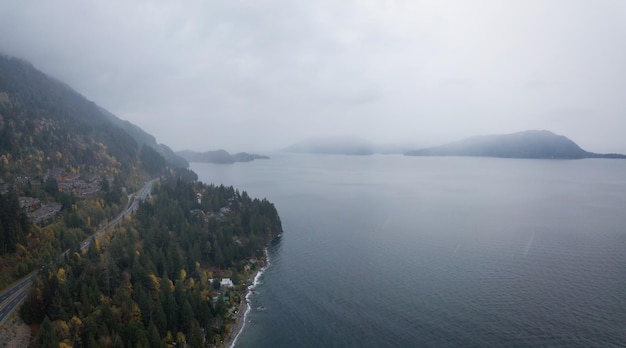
[176,332,186,345]
[52,320,70,341]
[69,316,84,342]
[56,267,66,284]
[147,274,160,293]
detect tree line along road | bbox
[0,178,157,326]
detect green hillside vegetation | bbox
[0,55,172,288]
[0,189,29,254]
[20,169,282,347]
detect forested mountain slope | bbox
[0,54,170,286]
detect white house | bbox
[220,278,234,288]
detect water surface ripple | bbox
[192,155,626,347]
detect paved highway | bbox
[80,178,156,251]
[0,284,30,324]
[0,178,157,326]
[0,275,32,305]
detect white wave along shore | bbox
[229,248,270,348]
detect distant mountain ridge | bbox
[177,149,270,164]
[405,130,626,159]
[284,136,375,155]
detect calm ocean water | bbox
[191,154,626,347]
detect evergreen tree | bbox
[187,320,204,348]
[37,316,58,348]
[148,321,163,348]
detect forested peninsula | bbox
[20,168,282,347]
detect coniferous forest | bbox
[0,53,283,347]
[19,168,282,347]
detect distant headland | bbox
[405,130,626,159]
[176,149,270,164]
[283,136,376,156]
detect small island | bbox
[177,149,270,164]
[405,130,626,159]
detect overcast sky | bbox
[1,0,625,153]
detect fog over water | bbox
[1,1,626,346]
[193,154,626,347]
[2,1,626,153]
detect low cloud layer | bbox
[1,0,625,153]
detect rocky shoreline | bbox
[220,251,270,348]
